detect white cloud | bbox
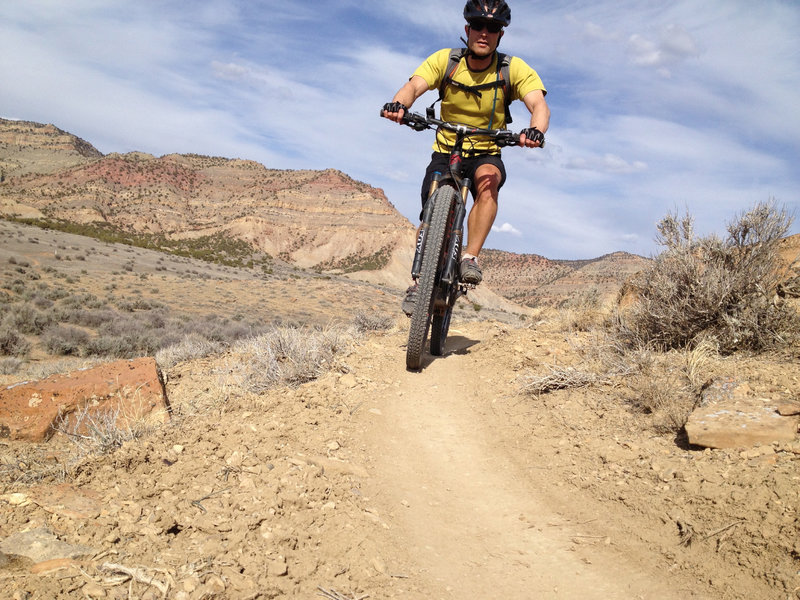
[628,24,699,73]
[564,154,647,174]
[492,223,522,237]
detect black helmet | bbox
[463,0,511,27]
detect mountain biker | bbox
[382,0,550,316]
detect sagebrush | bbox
[618,201,799,353]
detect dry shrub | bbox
[0,324,31,357]
[42,324,90,356]
[2,303,53,334]
[0,356,23,374]
[155,332,225,369]
[228,325,356,393]
[352,309,394,333]
[618,201,800,353]
[555,289,603,332]
[0,446,69,485]
[56,403,158,456]
[614,346,696,433]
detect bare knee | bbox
[474,165,501,201]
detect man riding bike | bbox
[382,0,550,316]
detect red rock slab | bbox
[30,484,102,519]
[0,357,169,442]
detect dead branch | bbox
[702,520,745,541]
[317,587,370,600]
[98,562,169,596]
[520,365,607,396]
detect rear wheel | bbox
[406,186,456,370]
[430,303,454,356]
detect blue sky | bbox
[1,1,798,260]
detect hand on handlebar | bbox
[380,101,407,124]
[519,127,545,148]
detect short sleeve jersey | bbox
[412,48,546,154]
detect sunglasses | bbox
[469,20,503,34]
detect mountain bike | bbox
[381,109,523,370]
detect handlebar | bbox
[380,109,542,149]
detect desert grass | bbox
[521,337,709,434]
[0,446,71,486]
[54,397,165,460]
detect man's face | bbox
[465,19,504,58]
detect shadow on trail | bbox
[406,336,480,372]
[445,335,479,355]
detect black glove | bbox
[381,101,407,116]
[520,127,545,146]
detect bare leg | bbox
[464,163,501,257]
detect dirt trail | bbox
[336,324,729,600]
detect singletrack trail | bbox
[341,322,715,599]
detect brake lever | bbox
[495,132,519,148]
[402,113,430,132]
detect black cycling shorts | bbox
[419,152,507,219]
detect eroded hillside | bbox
[481,248,650,307]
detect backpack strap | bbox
[431,49,514,125]
[497,52,513,125]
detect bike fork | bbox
[441,178,471,285]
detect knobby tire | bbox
[406,186,456,370]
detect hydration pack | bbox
[434,48,514,125]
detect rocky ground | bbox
[1,313,799,599]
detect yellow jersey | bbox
[412,48,546,154]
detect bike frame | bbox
[385,109,521,369]
[409,110,519,293]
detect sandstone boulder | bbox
[685,378,798,449]
[0,357,169,442]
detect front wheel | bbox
[406,186,457,370]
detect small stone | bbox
[0,528,94,564]
[270,557,289,577]
[371,556,387,574]
[339,374,357,388]
[172,444,184,454]
[30,483,101,519]
[206,575,226,593]
[82,583,106,598]
[2,493,29,506]
[226,451,243,467]
[327,441,341,452]
[182,575,201,592]
[659,468,676,482]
